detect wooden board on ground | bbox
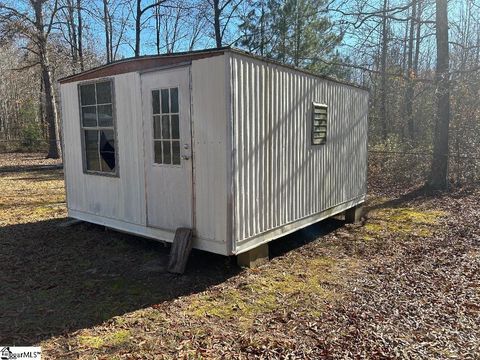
[168,228,193,274]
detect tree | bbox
[239,0,344,75]
[429,0,450,189]
[134,0,167,57]
[0,0,62,159]
[205,0,243,48]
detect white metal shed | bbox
[59,47,368,258]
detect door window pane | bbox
[161,115,170,139]
[152,87,181,166]
[172,141,180,165]
[154,141,163,164]
[171,115,179,139]
[96,81,112,104]
[162,141,171,164]
[152,90,160,114]
[153,115,161,139]
[82,106,97,127]
[161,89,169,114]
[98,104,113,127]
[170,88,179,113]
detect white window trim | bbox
[78,78,119,177]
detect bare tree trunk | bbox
[155,4,161,54]
[413,0,422,73]
[404,0,417,140]
[77,0,84,70]
[429,0,450,189]
[31,0,61,158]
[213,0,222,47]
[103,0,111,62]
[379,0,389,141]
[42,61,61,159]
[135,0,142,57]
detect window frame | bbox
[311,102,328,146]
[150,85,182,168]
[77,78,119,177]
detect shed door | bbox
[141,67,193,231]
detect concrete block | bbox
[237,243,269,268]
[345,204,363,223]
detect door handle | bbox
[181,155,190,160]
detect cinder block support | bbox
[345,204,363,223]
[237,243,269,268]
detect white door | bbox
[141,67,193,231]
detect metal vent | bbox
[312,103,327,145]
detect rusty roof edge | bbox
[58,46,369,92]
[58,47,230,83]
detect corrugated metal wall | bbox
[230,53,369,246]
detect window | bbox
[79,80,116,174]
[152,87,180,165]
[312,103,327,145]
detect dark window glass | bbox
[170,87,179,113]
[162,140,171,164]
[98,105,113,127]
[96,81,112,104]
[161,115,170,139]
[152,90,160,114]
[171,115,179,139]
[161,89,169,114]
[100,130,115,171]
[154,141,162,163]
[172,141,180,165]
[84,130,100,171]
[80,84,95,105]
[82,106,97,127]
[153,115,161,139]
[80,80,116,174]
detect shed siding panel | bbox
[230,54,368,244]
[191,56,228,244]
[60,72,146,225]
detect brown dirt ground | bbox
[0,153,479,359]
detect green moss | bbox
[78,330,131,349]
[186,256,346,327]
[108,329,131,346]
[361,207,447,240]
[79,335,104,349]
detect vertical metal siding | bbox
[231,54,368,245]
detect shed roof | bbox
[58,47,228,84]
[59,47,368,91]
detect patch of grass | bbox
[78,335,104,349]
[0,170,66,226]
[186,256,351,327]
[78,330,131,350]
[362,207,447,240]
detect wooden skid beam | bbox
[168,228,193,274]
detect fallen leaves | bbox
[1,153,479,359]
